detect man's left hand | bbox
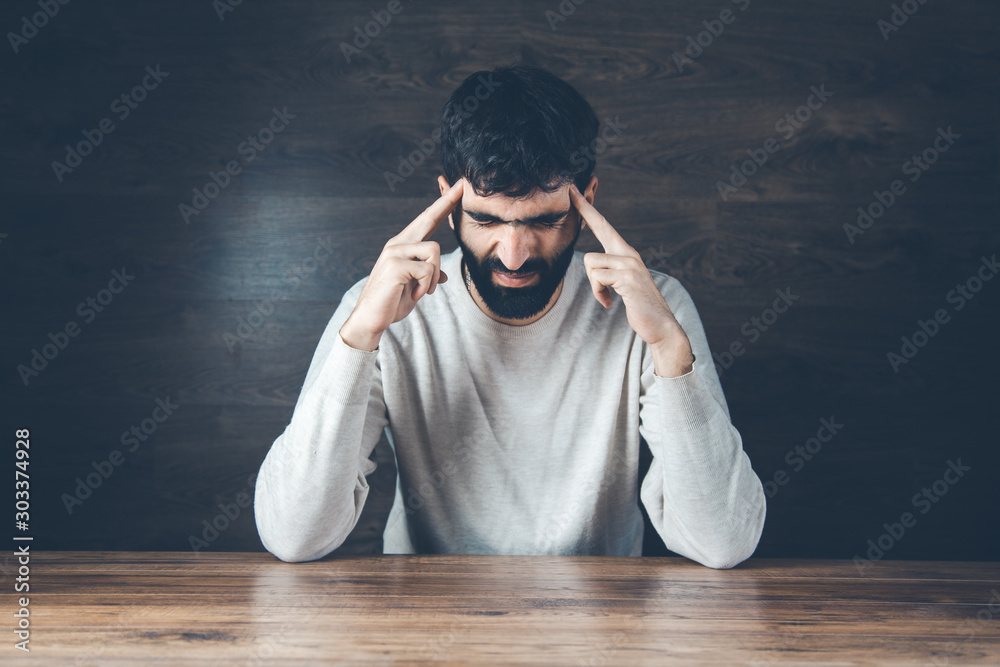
[569,183,694,377]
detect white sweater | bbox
[254,248,766,568]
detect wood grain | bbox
[5,552,1000,665]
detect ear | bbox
[438,175,457,230]
[584,175,598,204]
[576,175,598,230]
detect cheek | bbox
[457,226,492,257]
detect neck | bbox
[464,258,563,326]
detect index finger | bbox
[395,180,464,244]
[568,183,633,256]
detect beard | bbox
[452,216,582,321]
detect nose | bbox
[495,225,535,273]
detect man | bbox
[254,64,766,568]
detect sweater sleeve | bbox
[638,275,766,569]
[254,281,389,562]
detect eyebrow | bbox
[463,207,572,225]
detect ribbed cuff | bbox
[652,367,715,434]
[308,332,379,406]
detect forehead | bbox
[460,179,571,217]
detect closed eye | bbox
[466,208,571,228]
[475,219,564,229]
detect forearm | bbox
[255,334,383,562]
[339,313,383,352]
[641,369,766,568]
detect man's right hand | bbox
[339,180,464,351]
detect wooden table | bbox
[6,552,999,665]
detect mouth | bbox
[494,270,537,287]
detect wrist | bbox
[650,340,695,378]
[339,317,382,352]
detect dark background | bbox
[2,0,997,562]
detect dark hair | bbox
[440,64,600,199]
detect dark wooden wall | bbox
[2,0,997,562]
